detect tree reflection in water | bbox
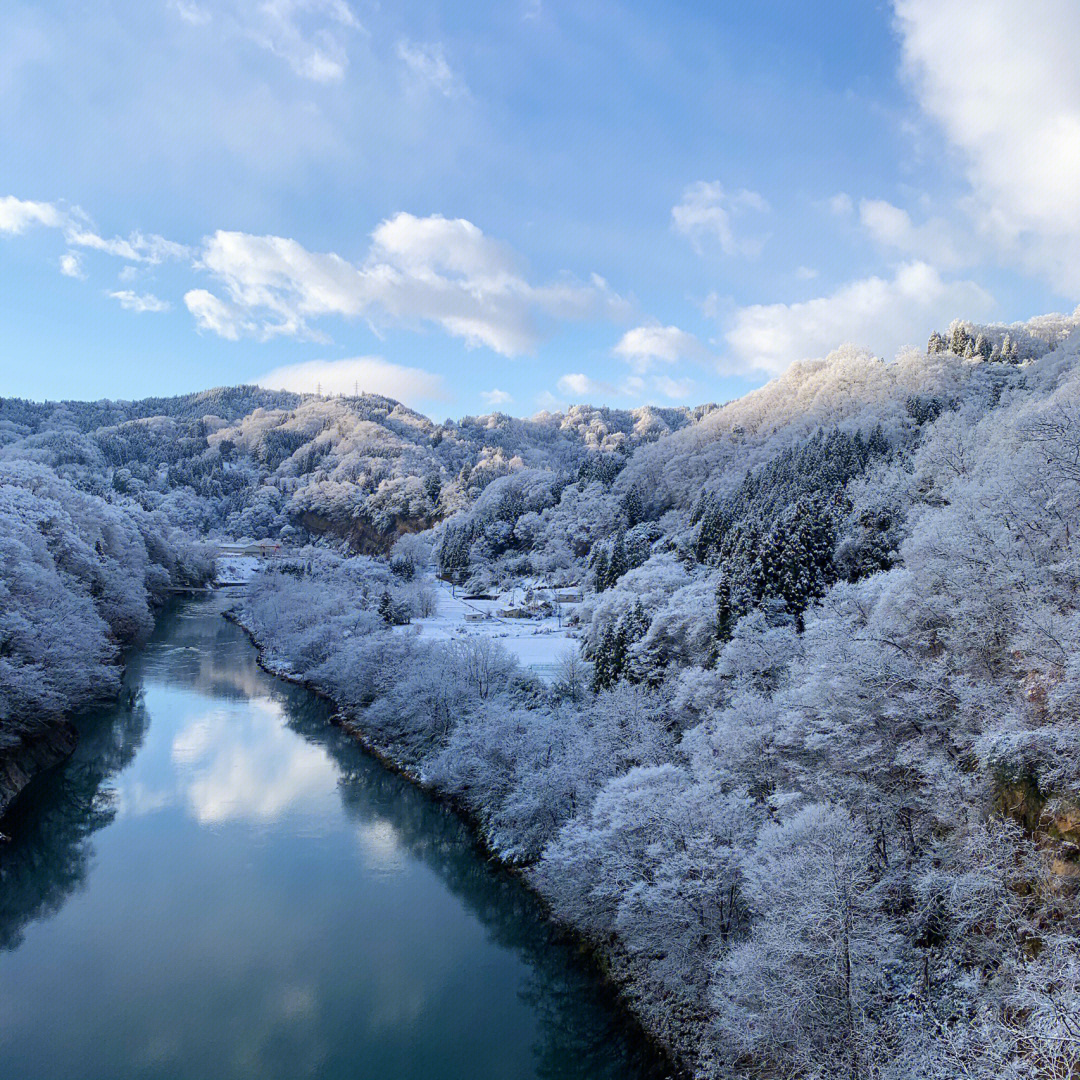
[0,690,149,951]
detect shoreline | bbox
[222,604,699,1080]
[0,721,79,825]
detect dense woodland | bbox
[5,311,1080,1077]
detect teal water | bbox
[0,599,670,1080]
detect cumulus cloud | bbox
[613,323,710,373]
[59,252,85,279]
[397,39,467,97]
[858,198,975,268]
[256,356,447,403]
[0,195,62,233]
[481,388,513,406]
[191,213,628,354]
[2,195,629,355]
[184,288,253,340]
[672,181,769,255]
[724,261,993,376]
[895,0,1080,293]
[109,290,171,313]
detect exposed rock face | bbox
[0,722,78,821]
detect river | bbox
[0,598,671,1080]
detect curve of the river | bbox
[0,597,671,1080]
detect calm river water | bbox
[0,598,670,1080]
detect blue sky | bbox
[2,0,1078,415]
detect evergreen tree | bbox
[591,547,610,592]
[950,323,970,356]
[378,590,394,624]
[621,485,645,528]
[608,530,629,584]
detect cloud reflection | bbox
[170,697,341,825]
[355,819,405,875]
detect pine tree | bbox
[591,548,610,592]
[591,627,615,691]
[378,590,394,624]
[1001,331,1018,363]
[621,486,645,528]
[950,323,970,356]
[608,530,629,585]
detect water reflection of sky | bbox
[0,602,668,1080]
[108,687,343,834]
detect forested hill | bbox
[0,387,697,550]
[6,307,1080,1077]
[227,306,1080,1078]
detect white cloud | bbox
[652,374,696,400]
[858,197,974,268]
[613,323,710,373]
[397,39,467,98]
[481,388,513,406]
[895,0,1080,293]
[558,372,661,401]
[172,0,362,83]
[556,370,692,404]
[2,195,629,355]
[828,192,854,217]
[185,288,252,339]
[257,356,448,403]
[64,222,190,263]
[0,194,191,268]
[109,290,171,313]
[192,213,628,354]
[557,372,617,399]
[59,252,85,279]
[0,195,61,233]
[672,181,769,256]
[169,1,211,26]
[724,261,993,376]
[172,700,341,824]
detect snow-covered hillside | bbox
[5,308,1080,1078]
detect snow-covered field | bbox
[404,577,583,682]
[214,554,261,585]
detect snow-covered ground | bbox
[404,576,583,682]
[214,554,261,585]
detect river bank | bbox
[0,722,78,823]
[224,605,701,1080]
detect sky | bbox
[2,0,1079,417]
